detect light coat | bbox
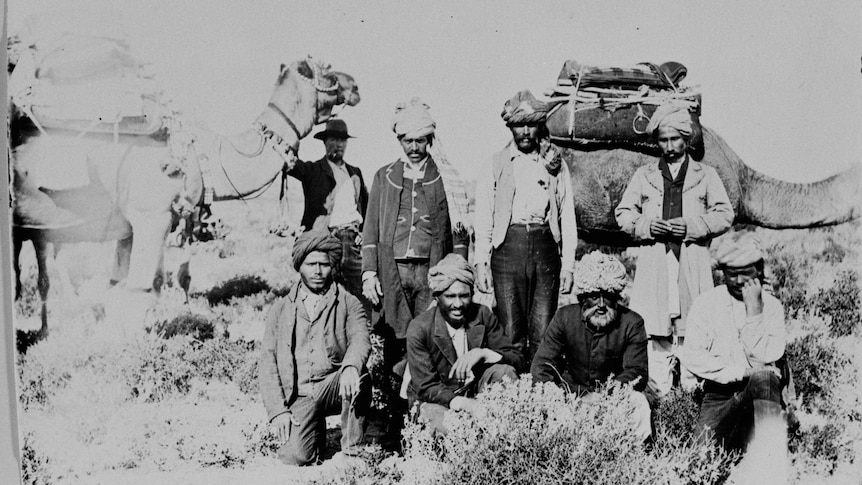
[615,158,733,336]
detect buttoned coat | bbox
[259,282,370,422]
[361,157,469,337]
[406,304,523,407]
[531,303,648,394]
[289,157,368,231]
[615,158,733,336]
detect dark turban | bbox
[427,253,475,295]
[501,89,549,125]
[292,230,343,270]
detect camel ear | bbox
[279,63,287,75]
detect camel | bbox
[11,57,361,334]
[557,128,861,245]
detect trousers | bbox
[277,367,369,466]
[696,370,783,451]
[491,224,560,365]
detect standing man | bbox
[361,98,469,441]
[474,89,578,364]
[259,230,371,466]
[406,254,522,434]
[684,236,789,470]
[288,119,368,302]
[531,251,652,441]
[615,102,734,397]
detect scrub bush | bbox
[811,269,860,337]
[785,332,852,415]
[200,274,271,306]
[151,312,215,340]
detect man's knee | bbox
[487,363,518,383]
[278,441,318,466]
[747,369,781,400]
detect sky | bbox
[8,0,862,184]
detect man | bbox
[615,102,733,397]
[406,254,522,434]
[259,230,371,466]
[288,119,368,302]
[684,236,788,456]
[531,251,651,441]
[361,99,469,376]
[473,89,577,364]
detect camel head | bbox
[267,57,360,141]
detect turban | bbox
[501,89,549,125]
[714,234,764,268]
[291,229,343,270]
[427,253,475,295]
[392,97,436,138]
[645,101,693,136]
[574,251,628,296]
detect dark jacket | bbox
[406,304,523,407]
[289,157,368,231]
[361,157,469,337]
[531,304,648,394]
[259,282,370,422]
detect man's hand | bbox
[362,275,383,306]
[339,366,361,401]
[449,348,489,382]
[475,263,494,294]
[560,270,573,294]
[744,364,781,380]
[649,219,672,237]
[741,278,764,316]
[667,218,687,238]
[272,412,300,443]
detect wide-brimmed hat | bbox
[313,119,354,140]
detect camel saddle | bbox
[546,59,703,156]
[10,21,166,138]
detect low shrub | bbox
[785,333,852,414]
[151,312,215,340]
[789,421,856,475]
[811,269,860,337]
[403,376,736,485]
[200,275,271,306]
[654,386,703,443]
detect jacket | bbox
[289,157,368,231]
[259,282,370,422]
[361,157,469,337]
[614,158,733,336]
[406,304,523,406]
[531,303,648,394]
[473,143,578,271]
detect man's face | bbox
[580,290,621,329]
[656,126,687,162]
[324,136,348,163]
[723,264,762,301]
[436,281,473,327]
[399,135,430,164]
[299,251,334,293]
[509,123,541,153]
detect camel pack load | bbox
[546,59,703,154]
[8,11,166,139]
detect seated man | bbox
[531,251,652,441]
[684,235,788,455]
[406,254,522,433]
[259,230,371,466]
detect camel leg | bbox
[33,238,50,338]
[110,236,133,286]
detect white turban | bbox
[574,251,628,296]
[715,234,764,268]
[428,253,475,295]
[391,97,436,138]
[646,101,693,136]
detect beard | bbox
[583,306,619,329]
